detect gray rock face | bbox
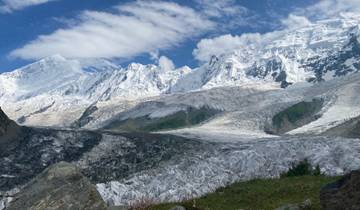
[7,162,107,210]
[0,127,103,192]
[0,107,206,194]
[247,57,293,88]
[0,107,23,153]
[0,107,12,136]
[323,115,360,138]
[320,170,360,210]
[305,33,360,82]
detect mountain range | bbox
[2,14,360,131]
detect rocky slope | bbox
[320,170,360,210]
[7,162,107,210]
[0,107,23,152]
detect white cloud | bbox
[149,50,160,62]
[296,0,360,19]
[192,0,360,63]
[158,56,175,71]
[0,0,55,13]
[194,0,262,29]
[192,15,313,63]
[11,1,215,60]
[281,14,312,29]
[194,0,248,18]
[149,50,175,70]
[193,34,265,62]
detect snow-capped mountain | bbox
[0,54,190,102]
[174,13,360,90]
[2,13,360,127]
[0,55,191,126]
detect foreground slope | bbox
[152,176,339,210]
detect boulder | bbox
[275,199,311,210]
[7,162,107,210]
[320,170,360,210]
[169,206,186,210]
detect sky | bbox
[0,0,357,73]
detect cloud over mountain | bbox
[9,0,258,62]
[192,0,360,63]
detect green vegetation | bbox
[106,106,220,132]
[149,175,338,210]
[281,159,322,178]
[268,99,323,134]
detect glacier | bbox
[96,135,360,206]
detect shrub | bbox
[281,159,323,178]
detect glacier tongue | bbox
[96,135,360,206]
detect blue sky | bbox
[0,0,324,72]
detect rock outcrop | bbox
[320,170,360,210]
[7,162,107,210]
[0,107,22,153]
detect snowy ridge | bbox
[174,13,360,90]
[0,55,191,126]
[0,55,190,102]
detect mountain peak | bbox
[41,54,67,62]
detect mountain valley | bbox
[1,12,360,210]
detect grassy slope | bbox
[106,107,219,132]
[269,99,323,134]
[150,176,339,210]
